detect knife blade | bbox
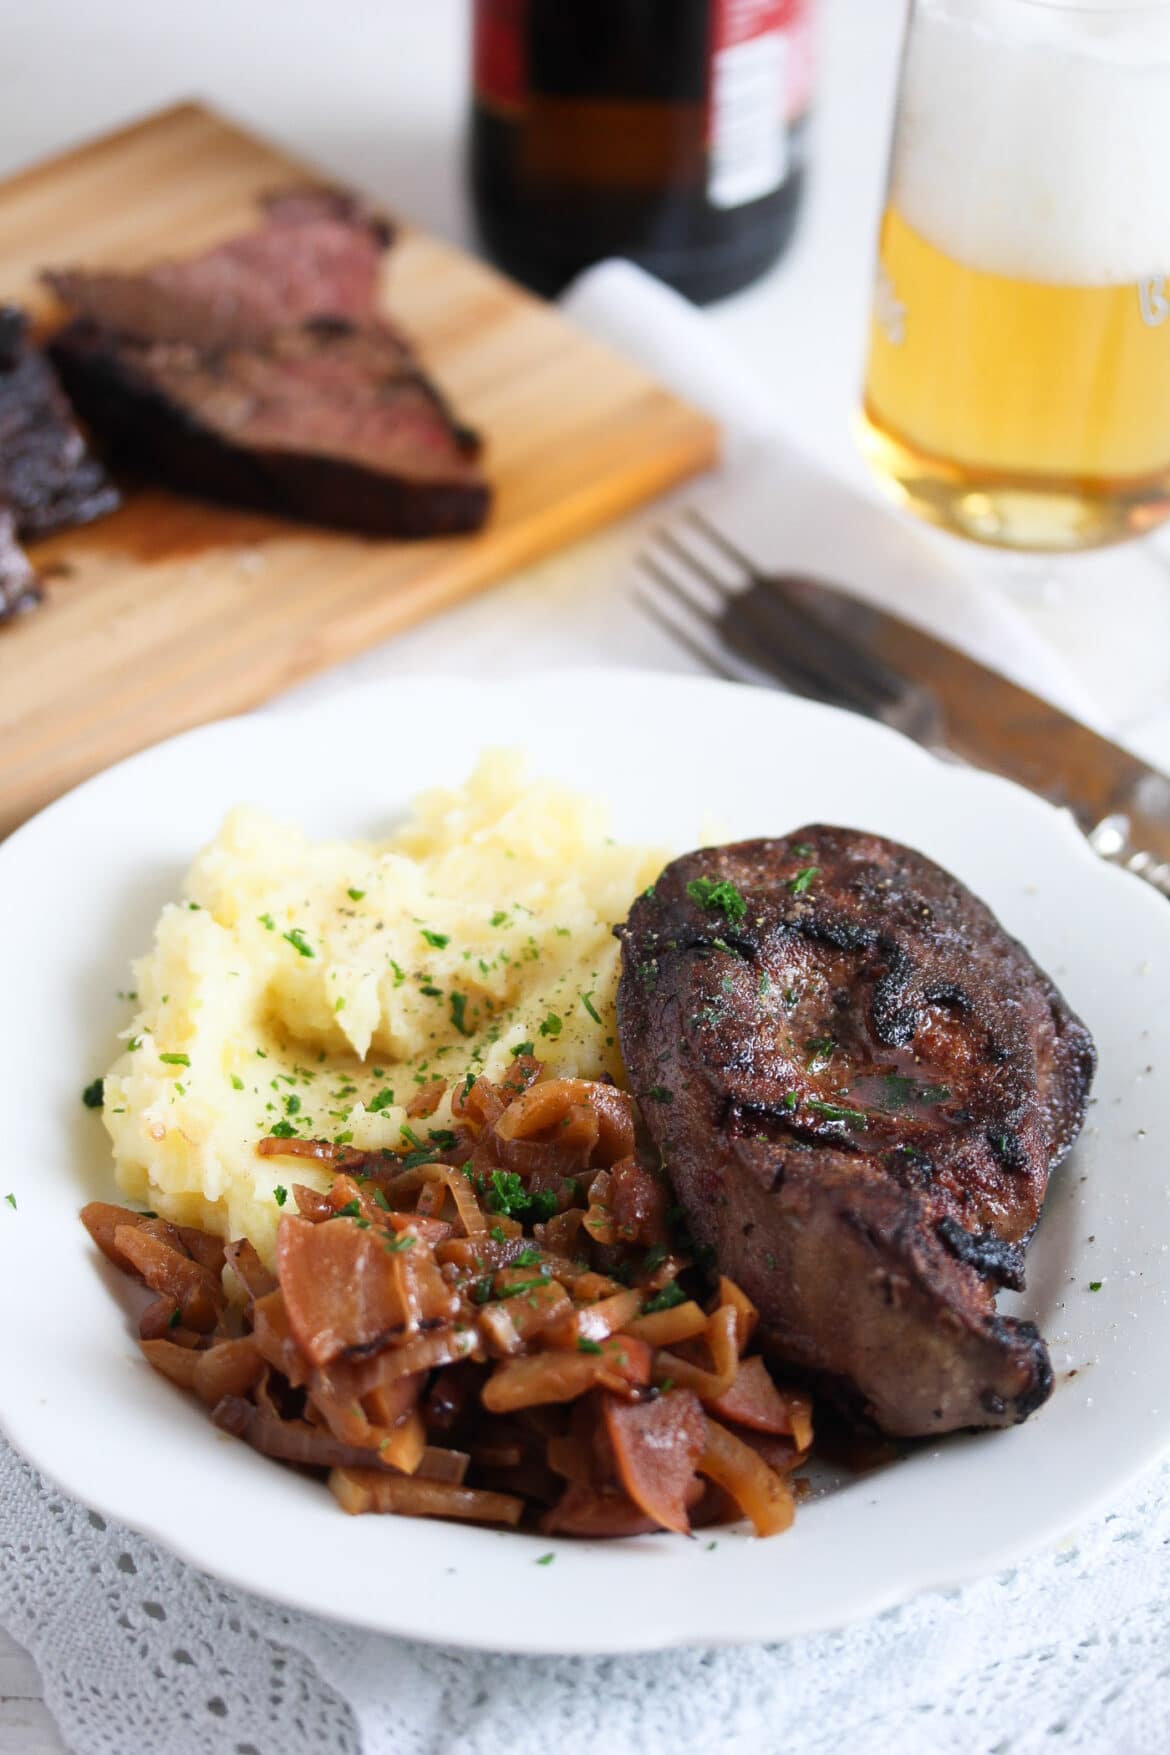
[716,566,1170,896]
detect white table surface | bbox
[3,1,1170,1748]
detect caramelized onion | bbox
[276,1214,410,1366]
[603,1389,706,1535]
[698,1417,795,1537]
[328,1467,524,1524]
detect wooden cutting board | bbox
[0,102,718,837]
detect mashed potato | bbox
[103,753,666,1262]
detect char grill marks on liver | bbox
[42,186,489,539]
[616,826,1096,1437]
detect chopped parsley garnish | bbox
[577,1338,604,1354]
[385,1234,416,1253]
[642,1281,689,1315]
[421,928,450,949]
[806,1098,866,1127]
[4,1193,15,1210]
[230,1074,245,1091]
[686,876,747,923]
[805,1037,835,1070]
[490,1224,508,1242]
[159,1052,190,1068]
[1089,1279,1102,1292]
[368,1088,396,1113]
[336,1199,362,1218]
[82,1078,104,1109]
[273,1185,288,1207]
[258,913,275,931]
[347,887,366,901]
[490,910,510,928]
[449,992,473,1036]
[513,1246,541,1267]
[390,960,406,988]
[538,1012,563,1039]
[919,1084,951,1104]
[647,1085,673,1103]
[642,1242,669,1274]
[487,1169,527,1216]
[372,1188,391,1211]
[535,1552,556,1566]
[282,927,315,959]
[269,1120,297,1139]
[880,1074,916,1111]
[789,866,820,895]
[486,1170,555,1221]
[579,991,602,1025]
[511,1041,535,1059]
[497,1275,552,1299]
[428,1128,458,1149]
[284,1093,301,1116]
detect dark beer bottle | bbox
[468,0,817,304]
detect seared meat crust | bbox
[616,827,1095,1437]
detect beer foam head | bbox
[891,0,1170,284]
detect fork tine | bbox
[636,555,863,706]
[637,547,727,620]
[632,580,751,684]
[653,525,743,597]
[683,507,767,580]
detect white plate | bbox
[1,669,1167,1656]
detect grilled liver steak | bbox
[43,187,489,539]
[0,304,119,541]
[616,827,1095,1437]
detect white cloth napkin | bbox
[6,258,1170,1755]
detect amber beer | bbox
[860,0,1170,552]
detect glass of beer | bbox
[860,0,1170,552]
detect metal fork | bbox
[634,508,1170,897]
[635,508,946,745]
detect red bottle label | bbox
[473,0,528,111]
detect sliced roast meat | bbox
[0,305,119,540]
[50,315,489,538]
[43,184,392,352]
[616,827,1096,1438]
[42,185,489,539]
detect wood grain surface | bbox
[0,102,717,837]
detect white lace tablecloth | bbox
[3,1431,1168,1755]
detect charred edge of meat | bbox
[987,1127,1029,1172]
[935,1216,1026,1292]
[0,510,43,627]
[981,1321,1053,1422]
[0,306,25,370]
[49,322,490,540]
